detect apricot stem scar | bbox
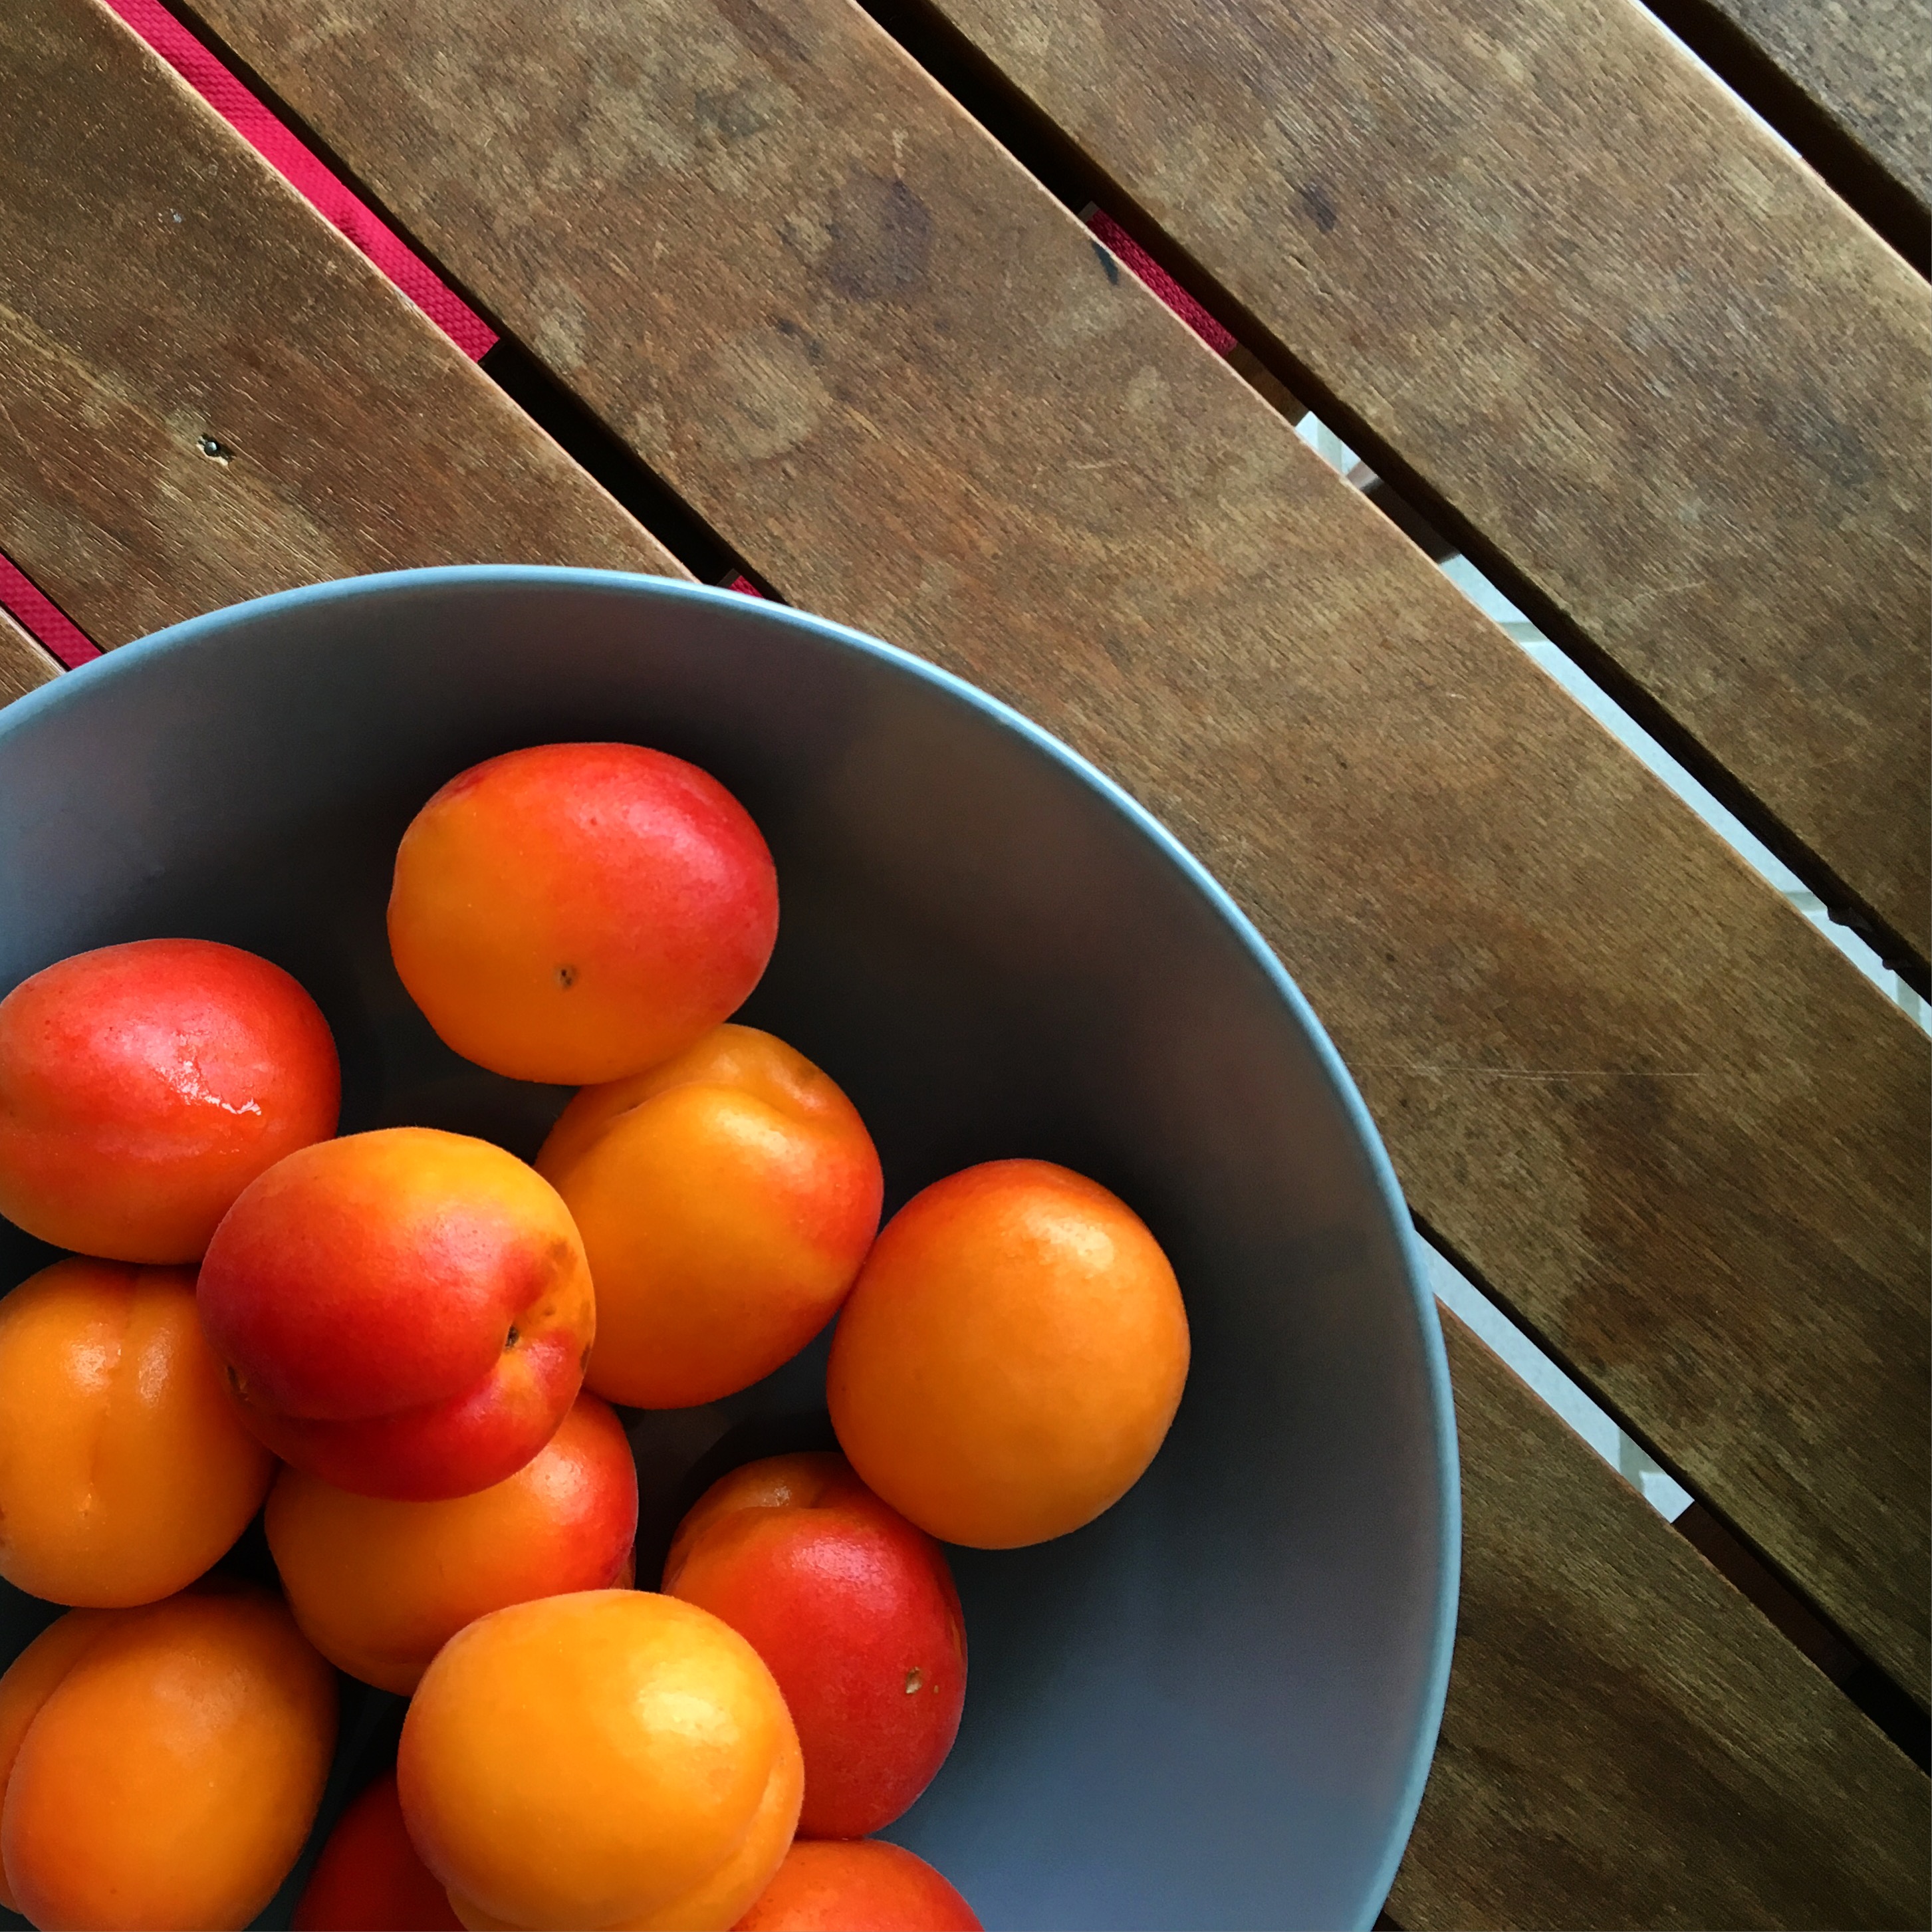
[904,1667,922,1693]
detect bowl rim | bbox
[0,562,1459,1927]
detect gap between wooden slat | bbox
[1637,0,1929,272]
[0,554,100,669]
[61,0,1932,1766]
[1421,1207,1931,1768]
[846,0,1932,999]
[1289,417,1932,1036]
[90,0,758,592]
[0,612,64,707]
[478,342,763,589]
[96,0,499,357]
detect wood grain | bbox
[0,0,682,654]
[187,0,1931,1693]
[1392,1312,1928,1931]
[0,616,62,709]
[902,0,1932,955]
[1675,0,1929,211]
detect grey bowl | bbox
[0,567,1455,1932]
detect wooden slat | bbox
[900,0,1931,956]
[0,616,62,710]
[0,0,683,654]
[1667,0,1930,214]
[185,0,1931,1695]
[1395,1314,1927,1931]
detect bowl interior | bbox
[0,569,1455,1932]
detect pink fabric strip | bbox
[0,557,102,669]
[1086,208,1236,356]
[100,0,497,360]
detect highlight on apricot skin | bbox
[828,1159,1190,1548]
[388,743,780,1086]
[733,1840,981,1931]
[0,937,340,1264]
[197,1127,595,1502]
[399,1590,800,1932]
[0,1585,338,1931]
[267,1391,639,1693]
[539,1025,883,1409]
[0,1258,275,1607]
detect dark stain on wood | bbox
[824,169,935,301]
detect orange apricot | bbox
[828,1159,1189,1547]
[399,1590,800,1932]
[733,1840,981,1931]
[293,1772,463,1932]
[268,1391,638,1693]
[199,1128,594,1501]
[388,743,779,1086]
[538,1026,882,1407]
[0,1259,274,1606]
[0,938,339,1263]
[0,1585,337,1929]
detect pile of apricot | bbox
[0,741,1190,1931]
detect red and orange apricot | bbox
[388,743,779,1086]
[733,1840,981,1931]
[268,1391,638,1693]
[0,938,338,1263]
[665,1453,964,1838]
[539,1026,882,1408]
[199,1128,593,1501]
[293,1772,463,1932]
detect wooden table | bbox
[1,0,1927,1923]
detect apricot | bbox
[0,938,339,1263]
[199,1127,594,1501]
[733,1841,981,1931]
[0,1259,274,1606]
[0,1584,337,1929]
[538,1026,882,1407]
[399,1590,800,1932]
[268,1391,638,1693]
[828,1159,1189,1548]
[388,743,779,1086]
[293,1772,463,1932]
[665,1453,964,1838]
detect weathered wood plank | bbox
[0,616,62,710]
[1663,0,1929,216]
[0,0,683,654]
[187,0,1930,1693]
[902,0,1932,955]
[1393,1313,1928,1931]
